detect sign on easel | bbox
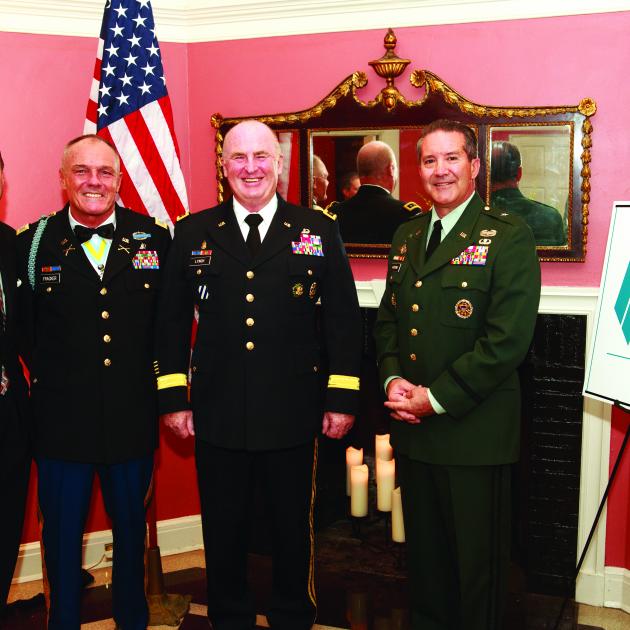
[584,202,630,408]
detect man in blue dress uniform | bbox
[17,135,170,629]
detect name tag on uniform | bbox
[41,266,61,283]
[189,250,212,266]
[292,233,324,256]
[132,250,160,270]
[450,245,488,266]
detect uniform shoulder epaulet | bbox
[403,201,422,213]
[482,204,519,225]
[16,223,30,235]
[176,212,190,222]
[320,201,338,221]
[154,218,169,230]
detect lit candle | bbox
[350,464,369,517]
[375,434,393,478]
[346,446,363,496]
[391,487,405,543]
[376,458,395,512]
[375,434,393,462]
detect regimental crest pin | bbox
[455,299,473,319]
[292,283,304,297]
[399,243,407,255]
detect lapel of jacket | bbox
[0,229,13,323]
[204,200,251,266]
[252,198,297,267]
[408,194,484,279]
[102,206,141,283]
[405,212,431,277]
[44,208,98,283]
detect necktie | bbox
[425,219,442,260]
[245,213,263,256]
[74,223,115,243]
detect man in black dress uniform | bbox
[0,151,31,617]
[156,120,362,630]
[337,140,418,243]
[17,135,170,629]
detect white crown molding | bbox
[1,1,629,43]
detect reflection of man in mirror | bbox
[336,141,419,243]
[311,154,329,210]
[339,171,360,200]
[490,141,565,246]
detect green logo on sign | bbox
[614,262,630,344]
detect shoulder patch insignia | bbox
[154,218,169,229]
[176,212,190,222]
[16,223,30,235]
[403,201,422,213]
[321,207,337,221]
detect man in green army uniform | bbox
[490,140,566,246]
[374,120,540,630]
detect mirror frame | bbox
[212,30,596,261]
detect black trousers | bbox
[195,439,318,630]
[398,455,511,630]
[0,391,30,612]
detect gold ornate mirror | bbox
[212,29,595,262]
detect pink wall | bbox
[2,11,630,569]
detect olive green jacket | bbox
[374,193,541,465]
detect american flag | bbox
[84,0,188,228]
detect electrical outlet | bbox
[104,542,113,561]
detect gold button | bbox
[196,269,202,276]
[410,353,417,361]
[104,358,112,367]
[103,334,111,343]
[46,287,52,293]
[246,293,254,303]
[411,304,419,312]
[246,317,255,327]
[246,270,255,279]
[144,282,150,289]
[313,366,319,372]
[307,269,313,276]
[410,328,418,336]
[102,311,110,319]
[461,281,468,288]
[100,287,108,296]
[246,341,255,351]
[415,280,422,288]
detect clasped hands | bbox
[384,377,434,424]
